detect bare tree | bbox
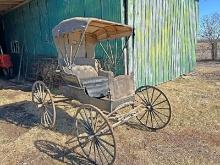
[200,13,220,60]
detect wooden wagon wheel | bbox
[135,86,171,130]
[32,81,56,128]
[75,105,116,165]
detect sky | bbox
[200,0,220,18]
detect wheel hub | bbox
[88,135,95,141]
[37,103,43,108]
[146,104,154,112]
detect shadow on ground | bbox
[0,100,98,164]
[0,101,79,136]
[34,140,95,165]
[0,79,33,92]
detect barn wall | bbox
[128,0,199,87]
[3,0,199,87]
[0,16,5,50]
[2,0,123,74]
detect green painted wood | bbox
[3,0,198,87]
[3,0,123,74]
[127,0,198,87]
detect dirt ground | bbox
[0,61,219,165]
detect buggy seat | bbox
[61,57,135,100]
[61,58,109,98]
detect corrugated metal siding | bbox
[128,0,199,87]
[2,0,123,74]
[3,0,198,85]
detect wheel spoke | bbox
[41,85,44,99]
[45,113,51,125]
[45,107,54,125]
[139,111,147,121]
[35,86,41,100]
[80,120,91,133]
[83,108,91,126]
[97,131,112,137]
[150,111,153,128]
[43,112,47,126]
[79,112,92,132]
[153,99,167,107]
[93,140,97,163]
[89,108,93,130]
[152,111,166,124]
[96,142,104,164]
[97,137,114,147]
[45,111,53,124]
[136,93,147,105]
[97,141,110,164]
[152,93,162,105]
[45,106,53,116]
[88,140,93,157]
[43,92,48,103]
[154,109,169,118]
[96,122,107,134]
[81,109,93,133]
[39,84,42,99]
[151,88,155,103]
[98,139,114,158]
[78,135,89,140]
[156,107,170,110]
[34,93,41,103]
[145,111,150,126]
[93,112,98,131]
[41,116,43,126]
[151,111,160,128]
[141,91,149,104]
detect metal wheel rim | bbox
[32,81,56,128]
[135,85,171,130]
[75,104,116,165]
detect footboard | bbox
[109,74,135,100]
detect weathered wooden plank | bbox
[127,0,134,76]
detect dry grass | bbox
[0,61,219,165]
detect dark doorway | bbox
[0,16,5,50]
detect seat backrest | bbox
[74,57,99,71]
[63,65,98,80]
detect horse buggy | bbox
[32,17,171,165]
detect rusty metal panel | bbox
[128,0,199,87]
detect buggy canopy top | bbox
[52,17,133,41]
[52,17,133,65]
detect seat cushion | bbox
[81,76,109,98]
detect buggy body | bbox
[52,17,135,112]
[32,17,172,165]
